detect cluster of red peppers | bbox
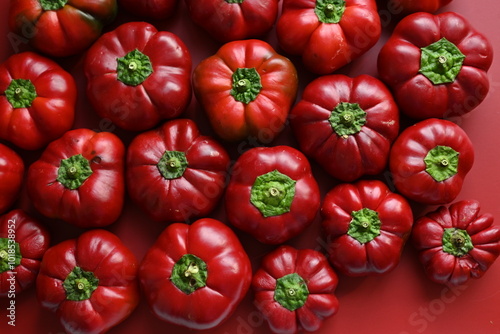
[1,0,499,333]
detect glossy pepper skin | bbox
[27,128,125,228]
[276,0,381,75]
[127,119,230,223]
[85,21,192,131]
[225,145,320,244]
[252,245,339,334]
[8,0,117,57]
[118,0,177,20]
[412,200,500,286]
[387,0,452,14]
[389,118,474,205]
[0,52,76,150]
[36,229,139,334]
[0,143,24,214]
[139,218,252,330]
[0,209,50,297]
[193,39,298,142]
[290,74,399,182]
[378,11,493,119]
[185,0,279,43]
[321,180,414,276]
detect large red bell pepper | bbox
[27,128,125,227]
[389,118,474,205]
[139,218,252,330]
[0,143,24,215]
[412,200,500,286]
[126,119,230,223]
[36,229,139,334]
[290,74,399,182]
[276,0,381,74]
[0,209,50,297]
[225,145,320,244]
[0,51,76,150]
[85,21,192,131]
[252,245,339,334]
[185,0,280,42]
[8,0,117,57]
[378,11,493,119]
[321,180,414,276]
[193,39,298,142]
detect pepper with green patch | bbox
[27,128,125,227]
[389,118,474,205]
[276,0,381,74]
[225,145,320,244]
[126,119,230,223]
[321,180,414,276]
[290,74,399,182]
[378,11,493,119]
[412,200,500,286]
[0,209,50,298]
[252,245,339,334]
[8,0,116,57]
[84,21,192,131]
[139,218,252,330]
[193,39,298,142]
[36,229,139,333]
[0,52,76,150]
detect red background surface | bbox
[1,1,500,333]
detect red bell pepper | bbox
[139,218,252,330]
[0,209,50,297]
[185,0,280,42]
[36,229,139,334]
[192,39,298,142]
[321,180,414,276]
[276,0,381,74]
[378,11,493,119]
[389,118,474,205]
[290,74,399,182]
[126,119,230,223]
[0,52,76,150]
[8,0,117,57]
[225,145,320,244]
[118,0,177,20]
[252,245,339,334]
[0,143,24,215]
[27,128,125,228]
[412,200,500,286]
[387,0,452,14]
[84,21,192,131]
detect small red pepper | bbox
[0,209,50,297]
[193,39,298,142]
[36,229,139,334]
[126,119,230,223]
[378,11,493,119]
[321,180,414,276]
[27,128,126,227]
[252,245,339,334]
[412,200,500,286]
[0,52,76,150]
[290,74,399,182]
[389,118,474,205]
[139,218,252,330]
[85,21,192,131]
[225,145,320,244]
